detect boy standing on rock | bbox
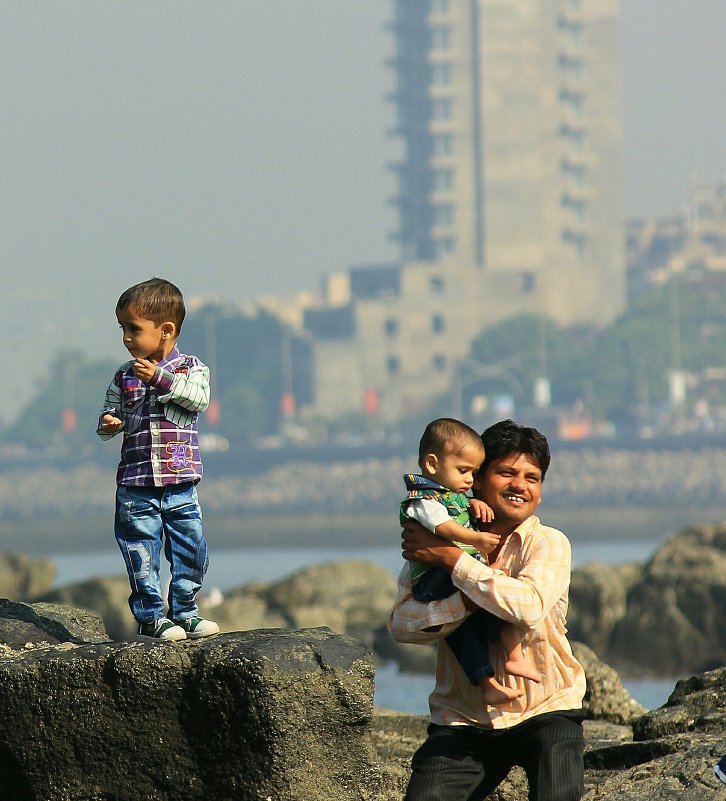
[390,419,586,801]
[97,278,219,642]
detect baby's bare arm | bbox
[434,519,501,554]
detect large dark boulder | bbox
[608,524,726,675]
[0,626,381,801]
[569,523,726,677]
[0,598,108,647]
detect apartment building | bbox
[304,0,626,422]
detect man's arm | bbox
[451,527,572,627]
[388,521,473,644]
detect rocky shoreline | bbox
[0,601,723,800]
[0,520,723,798]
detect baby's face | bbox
[428,445,484,494]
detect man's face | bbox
[473,452,543,530]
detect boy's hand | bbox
[469,497,495,523]
[100,414,123,433]
[133,358,158,383]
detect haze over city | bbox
[2,0,725,423]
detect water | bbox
[52,537,662,592]
[374,662,678,714]
[49,536,678,712]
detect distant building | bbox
[387,0,625,326]
[628,181,726,299]
[189,2,628,428]
[299,0,626,422]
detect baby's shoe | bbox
[174,617,219,639]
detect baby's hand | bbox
[100,414,123,433]
[469,498,495,523]
[473,530,501,554]
[133,358,158,383]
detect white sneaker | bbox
[137,618,187,642]
[173,617,220,639]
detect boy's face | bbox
[117,305,175,362]
[422,444,484,494]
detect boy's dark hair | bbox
[116,277,186,333]
[479,419,551,479]
[418,418,484,468]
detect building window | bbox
[433,133,454,156]
[435,238,455,257]
[432,98,453,121]
[387,355,400,375]
[430,0,451,12]
[431,63,453,85]
[562,193,587,221]
[519,273,536,293]
[432,354,446,370]
[431,27,451,50]
[430,275,445,293]
[433,204,454,226]
[433,168,454,191]
[384,318,399,337]
[432,314,445,333]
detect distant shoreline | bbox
[3,504,725,555]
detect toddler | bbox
[401,418,540,704]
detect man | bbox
[389,419,586,801]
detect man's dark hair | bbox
[418,417,484,469]
[479,419,551,479]
[116,277,186,333]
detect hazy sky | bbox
[2,1,725,422]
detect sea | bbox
[49,536,681,713]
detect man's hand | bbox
[401,519,463,572]
[99,414,123,433]
[133,358,158,383]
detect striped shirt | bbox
[97,347,210,487]
[388,514,586,729]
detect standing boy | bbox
[390,419,586,801]
[98,277,219,642]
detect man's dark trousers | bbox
[404,711,584,801]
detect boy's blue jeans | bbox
[114,483,209,625]
[412,566,502,685]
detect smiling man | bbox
[389,419,586,801]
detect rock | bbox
[633,667,726,740]
[372,668,725,800]
[0,627,382,801]
[568,523,726,677]
[0,598,108,647]
[0,551,56,599]
[262,559,399,647]
[40,575,137,641]
[608,523,726,675]
[568,562,640,655]
[573,641,647,725]
[199,586,289,632]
